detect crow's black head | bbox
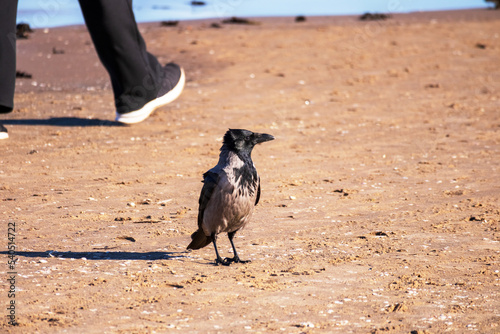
[222,129,274,156]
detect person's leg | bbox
[78,0,184,121]
[0,0,18,114]
[0,0,17,139]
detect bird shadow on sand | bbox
[1,250,188,261]
[2,117,124,127]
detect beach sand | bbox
[1,9,499,333]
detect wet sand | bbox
[1,9,500,333]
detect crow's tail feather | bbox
[187,229,212,250]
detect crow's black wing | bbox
[198,171,219,229]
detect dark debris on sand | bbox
[161,20,179,27]
[222,17,260,25]
[359,12,391,21]
[16,70,32,79]
[16,23,33,39]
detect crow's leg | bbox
[211,232,230,266]
[227,231,250,264]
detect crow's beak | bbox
[254,133,275,144]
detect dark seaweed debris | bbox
[52,47,65,54]
[359,12,391,21]
[161,20,179,27]
[16,71,32,79]
[16,23,33,39]
[295,15,306,22]
[222,17,260,25]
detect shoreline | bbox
[20,7,499,31]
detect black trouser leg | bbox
[78,0,163,114]
[0,0,18,113]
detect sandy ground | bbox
[1,9,500,333]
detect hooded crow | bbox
[187,129,274,265]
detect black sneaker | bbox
[115,63,185,124]
[0,124,8,140]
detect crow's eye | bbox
[244,136,251,141]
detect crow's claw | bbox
[214,257,231,266]
[214,257,250,266]
[227,256,251,264]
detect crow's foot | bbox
[214,257,250,266]
[227,256,251,264]
[214,257,231,266]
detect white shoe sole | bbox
[115,67,185,124]
[0,133,8,140]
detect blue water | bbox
[17,0,491,28]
